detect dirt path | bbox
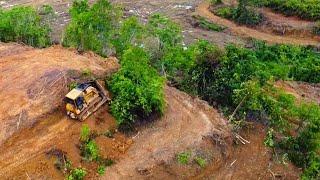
[196,1,320,46]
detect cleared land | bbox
[0,0,319,179]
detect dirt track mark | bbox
[196,1,320,46]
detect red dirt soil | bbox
[0,43,232,179]
[0,43,119,145]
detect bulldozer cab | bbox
[64,80,110,121]
[65,88,85,111]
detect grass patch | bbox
[195,157,207,168]
[67,168,87,180]
[97,165,106,176]
[177,152,191,165]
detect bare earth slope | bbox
[104,86,231,179]
[0,43,119,145]
[0,43,232,179]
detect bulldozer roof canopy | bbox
[65,88,83,100]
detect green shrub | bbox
[278,103,320,179]
[214,0,263,26]
[62,0,122,57]
[147,14,182,50]
[0,6,51,47]
[211,0,222,5]
[81,68,92,77]
[232,6,263,26]
[38,4,54,15]
[101,158,114,167]
[177,152,191,165]
[82,140,99,161]
[264,128,275,148]
[97,165,106,175]
[67,168,87,180]
[108,47,165,126]
[68,82,78,90]
[214,7,234,19]
[158,45,198,84]
[62,0,181,60]
[195,16,226,32]
[80,124,90,142]
[112,16,145,56]
[195,157,207,168]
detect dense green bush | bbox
[214,0,263,26]
[278,103,320,179]
[62,0,121,57]
[78,125,100,162]
[82,140,99,161]
[214,7,235,19]
[161,40,320,178]
[108,47,165,126]
[232,0,263,26]
[63,0,180,59]
[112,16,145,56]
[0,6,51,47]
[195,157,207,168]
[147,14,182,50]
[80,124,90,142]
[158,44,198,85]
[211,0,222,5]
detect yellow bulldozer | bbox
[64,80,110,121]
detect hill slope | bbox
[0,43,232,179]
